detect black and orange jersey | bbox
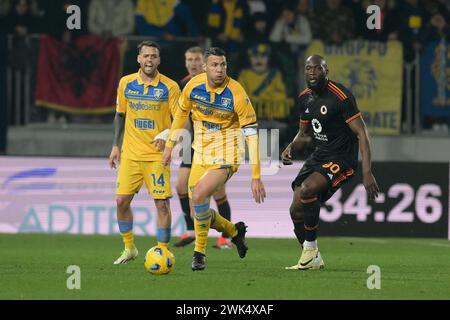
[298,80,360,166]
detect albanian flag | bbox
[35,35,122,114]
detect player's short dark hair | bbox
[186,46,204,55]
[204,47,226,60]
[137,41,161,55]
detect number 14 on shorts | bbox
[151,173,165,187]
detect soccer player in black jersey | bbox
[281,55,379,270]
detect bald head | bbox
[305,55,329,91]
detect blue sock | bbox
[118,220,133,233]
[157,227,171,244]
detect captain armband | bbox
[242,126,258,137]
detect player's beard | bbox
[307,76,327,92]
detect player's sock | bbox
[293,221,306,247]
[216,196,231,238]
[157,227,171,247]
[301,197,320,242]
[210,209,237,238]
[179,193,194,232]
[304,240,317,248]
[193,203,212,255]
[118,220,134,250]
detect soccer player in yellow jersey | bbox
[174,46,234,250]
[109,41,180,264]
[162,47,266,271]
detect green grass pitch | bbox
[1,234,450,300]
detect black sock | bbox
[179,195,194,231]
[216,197,231,238]
[302,198,320,242]
[293,222,305,246]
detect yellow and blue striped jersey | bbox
[168,73,257,164]
[116,70,180,161]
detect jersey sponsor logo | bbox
[312,118,328,141]
[193,94,207,101]
[129,101,161,111]
[312,119,322,133]
[203,121,223,132]
[127,90,140,95]
[134,118,155,130]
[320,105,328,115]
[196,105,230,119]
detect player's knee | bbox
[299,183,315,199]
[154,199,170,214]
[191,187,207,205]
[116,196,131,211]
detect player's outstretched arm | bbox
[281,121,312,165]
[109,112,125,169]
[348,117,380,200]
[243,126,266,203]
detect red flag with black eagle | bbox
[35,34,122,114]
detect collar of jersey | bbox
[137,69,160,87]
[205,76,230,94]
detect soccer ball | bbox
[144,246,175,275]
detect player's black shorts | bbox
[180,147,194,169]
[291,156,356,203]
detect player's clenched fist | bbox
[281,145,293,165]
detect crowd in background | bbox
[1,0,449,134]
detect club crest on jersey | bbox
[221,97,232,108]
[320,105,327,115]
[153,88,164,99]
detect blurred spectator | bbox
[247,0,266,16]
[238,43,292,143]
[389,0,427,62]
[4,0,38,36]
[311,0,355,45]
[424,0,450,19]
[207,0,250,75]
[421,11,450,43]
[88,0,135,37]
[270,0,312,90]
[183,0,210,35]
[246,11,269,45]
[269,1,312,54]
[0,0,10,15]
[135,0,199,40]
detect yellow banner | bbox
[305,40,403,135]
